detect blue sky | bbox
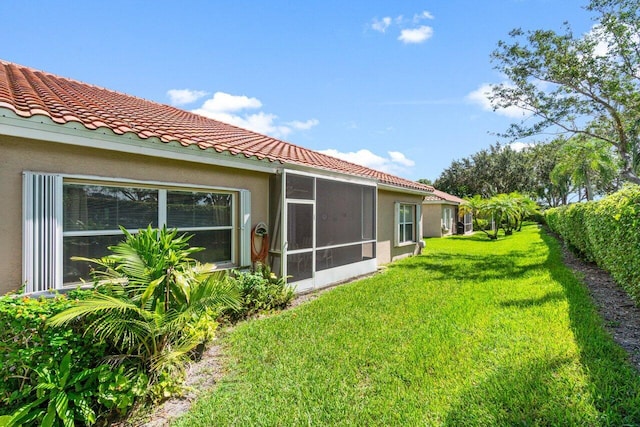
[1,0,594,182]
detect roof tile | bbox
[0,60,433,193]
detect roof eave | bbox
[0,109,279,174]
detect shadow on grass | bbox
[444,356,584,426]
[443,227,640,425]
[539,229,640,424]
[389,250,546,283]
[499,291,566,309]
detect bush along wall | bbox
[546,185,640,303]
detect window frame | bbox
[23,172,251,292]
[395,202,421,247]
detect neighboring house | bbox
[0,60,433,295]
[422,189,472,238]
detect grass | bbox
[173,225,640,426]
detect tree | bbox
[551,135,619,201]
[417,178,434,186]
[435,143,535,198]
[459,195,492,238]
[490,0,640,185]
[526,138,572,207]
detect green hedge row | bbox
[546,185,640,303]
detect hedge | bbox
[546,185,640,303]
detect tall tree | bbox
[490,0,640,185]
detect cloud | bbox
[509,142,533,152]
[369,10,435,45]
[467,83,531,118]
[388,151,415,167]
[398,26,434,44]
[413,11,434,22]
[287,119,320,130]
[191,91,318,138]
[167,89,208,106]
[318,148,415,175]
[371,16,392,33]
[195,91,262,113]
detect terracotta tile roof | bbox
[0,60,433,193]
[423,188,464,204]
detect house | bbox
[422,189,472,238]
[0,60,433,295]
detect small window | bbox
[397,203,417,245]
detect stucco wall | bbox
[376,189,424,265]
[0,135,270,294]
[422,204,443,238]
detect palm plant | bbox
[459,195,492,238]
[49,226,240,391]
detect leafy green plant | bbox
[0,290,104,415]
[97,365,148,416]
[49,226,240,397]
[223,264,294,322]
[546,185,640,302]
[2,351,99,427]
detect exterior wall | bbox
[376,189,424,265]
[442,206,454,236]
[0,135,270,294]
[422,204,443,237]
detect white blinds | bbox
[22,172,63,292]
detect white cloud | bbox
[414,10,434,22]
[467,83,531,118]
[167,89,208,106]
[318,148,415,175]
[371,16,392,33]
[190,91,317,138]
[287,119,320,130]
[388,151,415,167]
[398,26,434,44]
[195,91,262,113]
[509,142,533,152]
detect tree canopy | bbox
[489,0,640,185]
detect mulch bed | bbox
[560,245,640,371]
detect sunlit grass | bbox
[173,225,640,426]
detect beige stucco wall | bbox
[376,189,424,265]
[422,204,443,238]
[0,135,271,294]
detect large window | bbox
[63,183,234,283]
[22,172,245,292]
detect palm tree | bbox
[459,195,492,238]
[50,226,240,389]
[552,136,618,201]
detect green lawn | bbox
[173,225,640,426]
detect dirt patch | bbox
[134,283,341,426]
[560,245,640,371]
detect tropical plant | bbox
[459,195,492,238]
[551,136,619,201]
[49,226,240,397]
[1,351,100,427]
[224,264,295,322]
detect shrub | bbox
[0,290,103,414]
[546,185,640,303]
[223,264,295,322]
[48,226,240,400]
